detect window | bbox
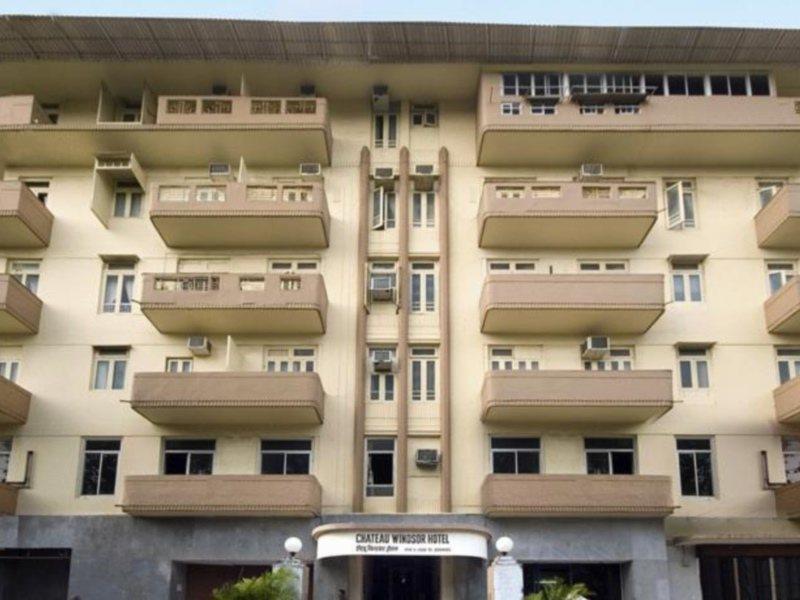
[268,259,319,273]
[0,360,19,383]
[371,187,396,230]
[410,262,436,313]
[699,552,800,600]
[777,348,800,385]
[411,104,438,127]
[580,105,604,115]
[112,185,143,218]
[585,438,635,475]
[758,180,784,208]
[196,186,226,203]
[584,347,633,371]
[80,439,120,496]
[374,111,398,148]
[261,440,311,475]
[412,192,435,228]
[9,261,40,294]
[101,262,135,313]
[677,437,714,496]
[368,262,397,301]
[783,437,800,484]
[163,439,215,475]
[500,102,521,115]
[22,180,49,203]
[767,262,795,295]
[665,74,706,95]
[614,104,639,114]
[0,438,11,482]
[410,347,437,402]
[166,358,193,373]
[502,73,562,97]
[678,348,710,389]
[369,347,395,401]
[665,180,696,229]
[491,437,540,474]
[488,347,540,371]
[578,261,627,272]
[92,348,128,390]
[265,348,315,372]
[530,103,555,116]
[672,263,703,302]
[366,438,394,497]
[488,261,537,274]
[41,103,59,124]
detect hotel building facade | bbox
[1,16,800,600]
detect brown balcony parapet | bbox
[121,474,322,517]
[480,273,665,334]
[765,280,800,334]
[755,185,800,249]
[774,376,800,424]
[775,481,800,519]
[0,483,19,516]
[149,181,330,248]
[0,182,53,248]
[0,274,42,335]
[481,474,675,518]
[478,180,657,248]
[130,371,324,425]
[0,376,31,424]
[482,369,673,423]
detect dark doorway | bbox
[0,548,71,600]
[184,564,272,600]
[522,562,623,600]
[364,557,440,600]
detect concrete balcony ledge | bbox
[480,273,665,334]
[481,369,673,424]
[775,481,800,519]
[478,180,657,249]
[765,280,800,334]
[0,274,42,335]
[130,371,324,425]
[150,181,330,248]
[774,376,800,424]
[0,181,54,248]
[755,185,800,249]
[0,483,19,516]
[0,376,31,424]
[120,474,322,517]
[481,474,675,518]
[140,272,328,335]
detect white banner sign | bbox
[316,530,488,559]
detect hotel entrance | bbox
[364,556,440,600]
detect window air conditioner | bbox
[415,449,440,469]
[581,336,610,360]
[187,336,212,357]
[414,164,436,176]
[299,163,322,176]
[372,85,390,112]
[374,167,394,180]
[208,163,232,180]
[580,163,604,179]
[371,349,395,373]
[369,274,396,302]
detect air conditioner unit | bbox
[581,336,610,360]
[371,349,395,373]
[208,163,232,180]
[580,163,604,179]
[299,163,322,177]
[414,164,436,176]
[415,449,440,469]
[300,84,316,96]
[369,274,396,301]
[374,167,394,180]
[372,85,390,112]
[187,336,212,357]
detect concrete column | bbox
[273,558,310,600]
[487,555,523,600]
[624,558,672,600]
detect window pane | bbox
[492,437,540,449]
[99,453,118,494]
[696,453,714,495]
[683,195,695,225]
[262,453,285,474]
[516,451,539,474]
[369,454,393,484]
[412,196,421,227]
[689,274,702,301]
[411,361,421,400]
[679,453,697,495]
[94,360,109,389]
[679,361,693,388]
[81,453,101,494]
[425,274,435,310]
[673,274,686,302]
[750,75,770,96]
[188,453,213,475]
[102,276,118,312]
[120,276,134,312]
[113,194,126,217]
[492,451,516,474]
[262,440,311,451]
[385,374,394,400]
[112,360,126,390]
[611,452,634,475]
[164,453,188,475]
[426,360,436,400]
[587,453,610,474]
[129,194,142,217]
[286,453,310,475]
[696,361,710,388]
[678,438,711,451]
[411,274,420,311]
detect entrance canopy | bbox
[312,524,491,560]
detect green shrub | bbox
[211,567,298,600]
[524,577,592,600]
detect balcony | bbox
[481,474,675,518]
[130,371,324,425]
[478,180,657,248]
[765,281,800,334]
[480,273,665,334]
[774,377,800,424]
[0,275,42,335]
[0,182,54,248]
[481,370,673,424]
[477,76,800,167]
[0,376,31,424]
[755,185,800,249]
[140,272,327,335]
[150,181,330,249]
[0,95,332,167]
[775,482,800,519]
[0,483,18,516]
[120,474,321,517]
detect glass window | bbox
[374,112,398,148]
[488,346,540,371]
[578,261,628,272]
[0,438,11,482]
[767,262,795,295]
[261,440,311,475]
[165,358,193,373]
[410,104,438,127]
[783,437,800,484]
[665,180,696,229]
[112,185,143,218]
[412,192,436,228]
[265,348,315,373]
[267,259,319,273]
[0,360,20,383]
[410,347,437,402]
[777,348,800,385]
[80,439,121,495]
[488,261,536,274]
[500,102,521,115]
[101,262,135,313]
[672,263,703,302]
[491,437,540,474]
[410,262,436,313]
[372,186,397,230]
[163,439,215,475]
[585,438,635,475]
[678,348,710,389]
[9,261,40,294]
[584,347,633,372]
[366,438,394,497]
[677,437,714,496]
[92,348,128,390]
[758,180,784,208]
[369,347,396,401]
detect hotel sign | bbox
[315,530,488,559]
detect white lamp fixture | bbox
[284,536,303,557]
[495,536,514,556]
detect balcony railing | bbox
[765,280,800,334]
[0,95,50,125]
[0,275,42,334]
[478,180,657,248]
[480,273,665,334]
[0,182,53,248]
[482,369,673,424]
[481,474,675,518]
[130,371,324,425]
[121,475,322,517]
[149,181,330,248]
[0,376,31,424]
[755,185,800,249]
[140,272,327,335]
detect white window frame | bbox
[79,438,121,496]
[777,348,800,386]
[584,437,636,475]
[369,347,396,402]
[584,347,633,371]
[578,260,628,272]
[0,438,11,482]
[412,191,436,229]
[767,262,795,295]
[490,437,541,474]
[676,437,715,497]
[365,437,395,497]
[260,439,313,475]
[265,347,316,373]
[0,360,20,383]
[410,104,438,127]
[112,184,143,218]
[9,260,40,294]
[372,186,397,231]
[373,112,398,149]
[410,347,437,402]
[665,180,696,229]
[92,347,129,391]
[671,263,704,302]
[268,259,319,273]
[500,102,521,116]
[165,358,193,373]
[487,260,537,274]
[678,348,711,390]
[101,262,136,313]
[410,262,437,313]
[162,439,215,475]
[488,346,540,371]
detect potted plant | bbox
[212,567,298,600]
[524,577,592,600]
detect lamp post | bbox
[488,536,523,600]
[285,537,303,560]
[277,537,308,600]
